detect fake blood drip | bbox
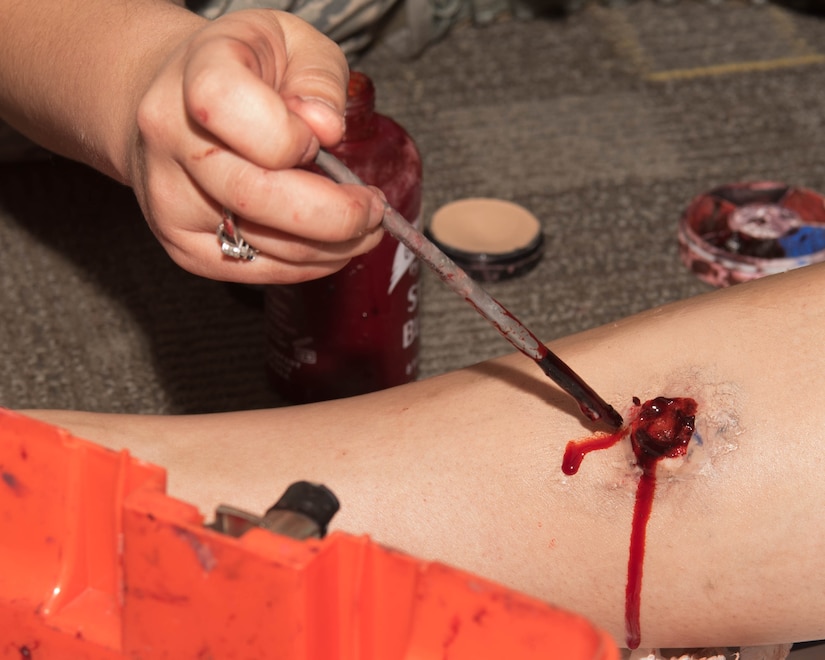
[562,396,698,649]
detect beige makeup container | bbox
[425,198,544,282]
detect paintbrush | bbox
[315,150,623,430]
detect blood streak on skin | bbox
[562,396,698,649]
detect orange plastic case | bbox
[0,409,618,659]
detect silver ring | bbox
[217,209,259,261]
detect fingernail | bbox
[300,134,320,164]
[299,96,346,136]
[368,186,387,225]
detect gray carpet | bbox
[2,0,824,414]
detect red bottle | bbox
[264,71,423,403]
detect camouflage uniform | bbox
[2,0,790,159]
[186,0,530,60]
[0,0,445,160]
[1,0,532,161]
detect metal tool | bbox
[315,150,623,429]
[209,481,340,540]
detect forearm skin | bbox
[0,0,203,181]
[21,262,825,647]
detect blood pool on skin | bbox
[562,396,698,649]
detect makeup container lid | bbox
[425,198,545,282]
[678,181,825,288]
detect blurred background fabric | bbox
[2,0,824,414]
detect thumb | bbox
[276,12,350,147]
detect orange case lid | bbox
[0,409,618,659]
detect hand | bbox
[128,10,385,284]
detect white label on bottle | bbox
[401,316,419,350]
[406,281,419,313]
[387,214,422,295]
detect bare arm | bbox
[24,262,825,649]
[0,0,199,178]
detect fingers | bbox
[182,33,315,169]
[182,11,348,168]
[131,9,382,284]
[159,205,386,285]
[187,144,386,240]
[139,166,386,284]
[276,12,350,147]
[182,221,385,285]
[137,150,386,283]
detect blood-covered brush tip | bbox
[314,150,624,429]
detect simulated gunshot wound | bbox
[563,396,698,650]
